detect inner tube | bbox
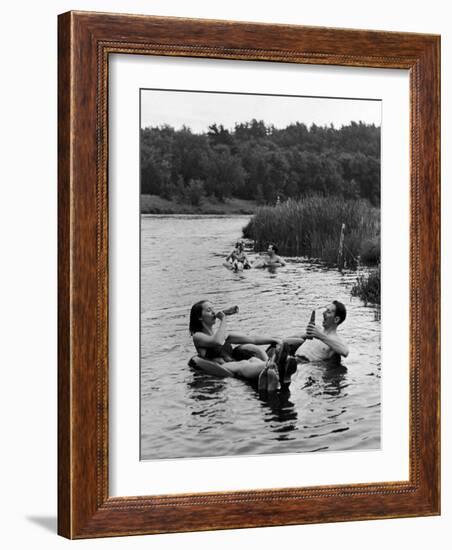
[223,261,244,272]
[188,356,235,378]
[188,345,263,378]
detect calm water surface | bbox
[141,215,380,460]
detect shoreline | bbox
[140,194,258,215]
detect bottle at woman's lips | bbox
[216,305,239,317]
[306,309,316,339]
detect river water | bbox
[141,215,381,460]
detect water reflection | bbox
[258,387,298,441]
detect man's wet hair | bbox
[333,300,347,325]
[269,243,279,254]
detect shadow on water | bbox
[257,386,298,436]
[187,368,298,432]
[298,361,348,394]
[187,369,229,401]
[320,363,348,397]
[255,363,348,432]
[185,361,352,447]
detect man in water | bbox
[287,301,349,362]
[266,244,286,266]
[254,243,286,268]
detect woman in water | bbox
[225,241,251,271]
[189,300,295,390]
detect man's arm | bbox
[306,325,349,357]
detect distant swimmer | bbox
[224,241,251,271]
[285,301,349,363]
[253,244,286,268]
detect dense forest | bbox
[140,120,380,207]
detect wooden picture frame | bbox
[58,11,440,539]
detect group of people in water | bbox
[224,241,286,271]
[189,297,349,393]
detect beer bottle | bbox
[217,305,239,318]
[306,309,315,339]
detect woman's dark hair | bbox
[269,243,279,254]
[189,300,207,335]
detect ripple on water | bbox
[140,216,381,460]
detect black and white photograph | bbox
[140,89,381,461]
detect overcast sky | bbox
[140,89,381,133]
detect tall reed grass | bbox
[351,267,381,305]
[242,196,380,268]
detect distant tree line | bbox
[140,120,380,206]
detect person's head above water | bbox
[268,243,278,255]
[189,300,216,334]
[322,300,347,330]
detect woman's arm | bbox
[193,315,228,348]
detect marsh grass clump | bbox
[359,237,380,265]
[243,196,380,268]
[351,267,381,305]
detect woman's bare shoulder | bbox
[193,331,216,346]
